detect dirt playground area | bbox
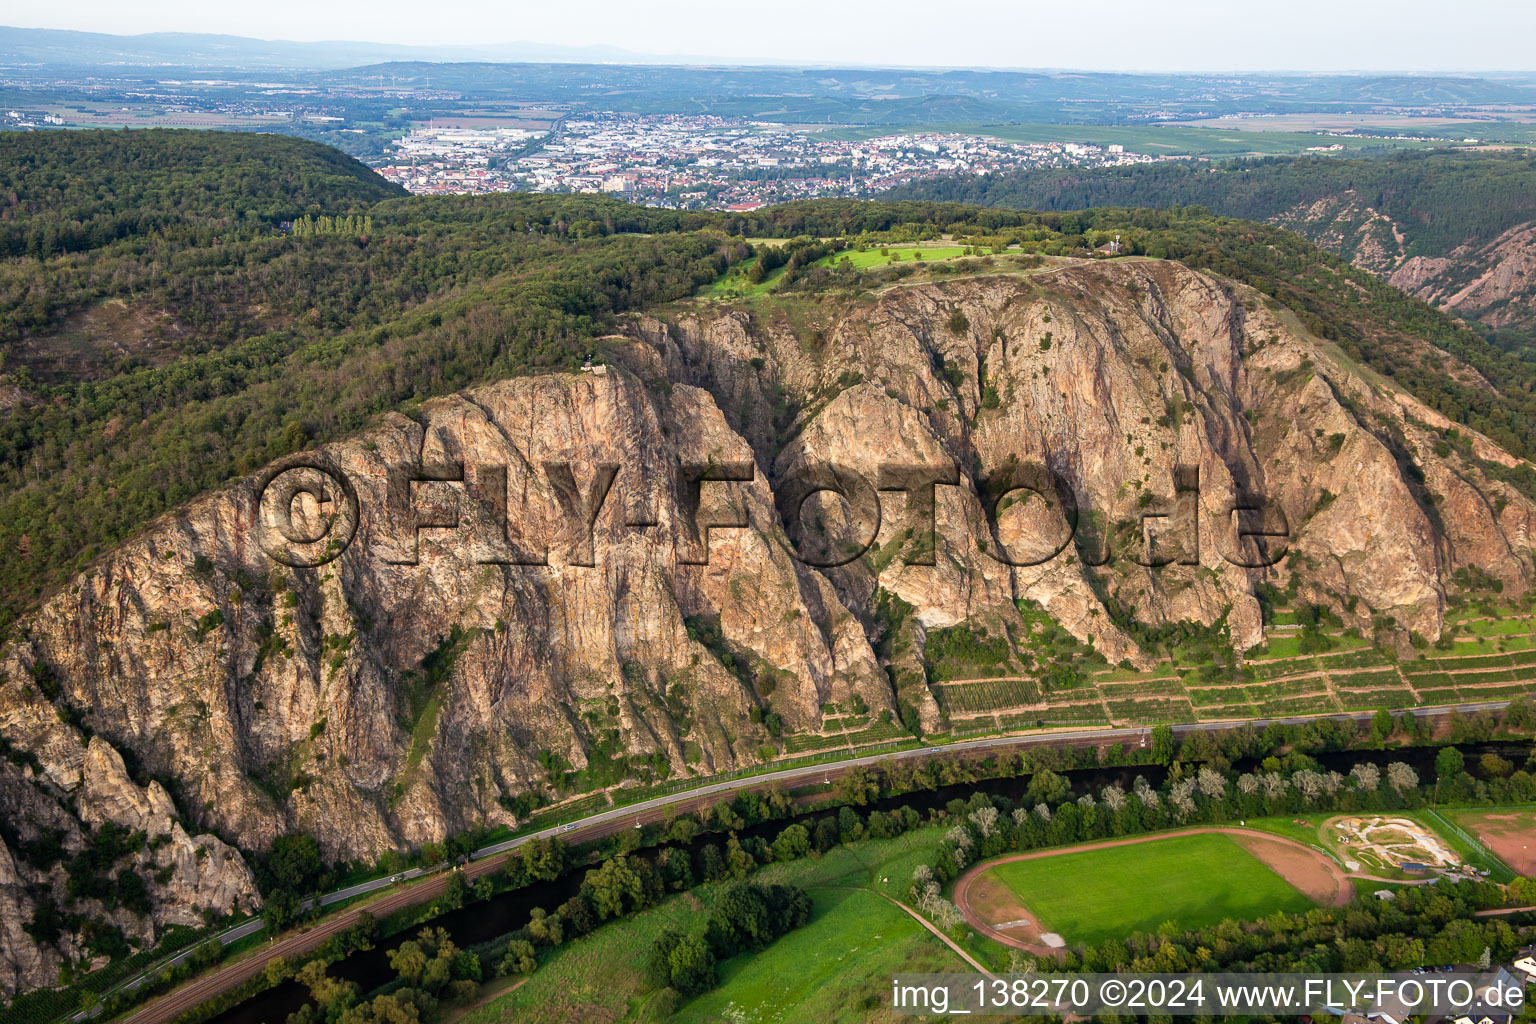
[1327,816,1459,873]
[1454,809,1536,875]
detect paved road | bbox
[317,867,432,907]
[111,700,1511,1024]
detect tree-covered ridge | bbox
[0,129,403,259]
[889,150,1536,258]
[2,131,1535,636]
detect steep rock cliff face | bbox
[642,261,1533,653]
[2,258,1534,995]
[3,369,892,871]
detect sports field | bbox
[983,833,1317,945]
[1449,807,1536,875]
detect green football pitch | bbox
[985,832,1316,945]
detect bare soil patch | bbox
[1327,815,1459,871]
[1229,833,1351,906]
[964,870,1049,947]
[1458,810,1536,875]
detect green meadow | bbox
[985,833,1315,945]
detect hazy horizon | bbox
[8,0,1536,73]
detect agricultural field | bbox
[654,589,1536,757]
[974,833,1319,945]
[809,121,1465,156]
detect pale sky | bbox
[10,0,1536,72]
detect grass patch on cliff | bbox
[392,626,478,786]
[405,696,444,772]
[813,244,968,269]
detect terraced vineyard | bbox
[782,704,911,754]
[927,609,1536,730]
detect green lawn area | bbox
[1237,815,1338,856]
[985,833,1315,945]
[459,827,962,1024]
[699,244,978,300]
[673,887,950,1024]
[815,245,970,269]
[698,256,786,299]
[1252,636,1305,658]
[1463,616,1536,637]
[455,889,704,1024]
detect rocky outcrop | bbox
[1387,223,1536,330]
[1275,194,1536,331]
[0,836,48,998]
[0,737,259,996]
[2,257,1534,996]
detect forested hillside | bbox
[890,150,1536,339]
[0,131,403,259]
[2,132,1536,636]
[890,151,1536,255]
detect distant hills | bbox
[0,25,700,68]
[5,25,1536,110]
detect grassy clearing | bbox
[673,888,946,1024]
[460,828,960,1024]
[457,889,704,1024]
[698,256,786,299]
[984,833,1314,945]
[816,245,969,269]
[1239,815,1337,855]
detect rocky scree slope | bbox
[1272,192,1536,333]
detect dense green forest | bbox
[889,150,1536,258]
[0,131,403,259]
[2,131,1536,636]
